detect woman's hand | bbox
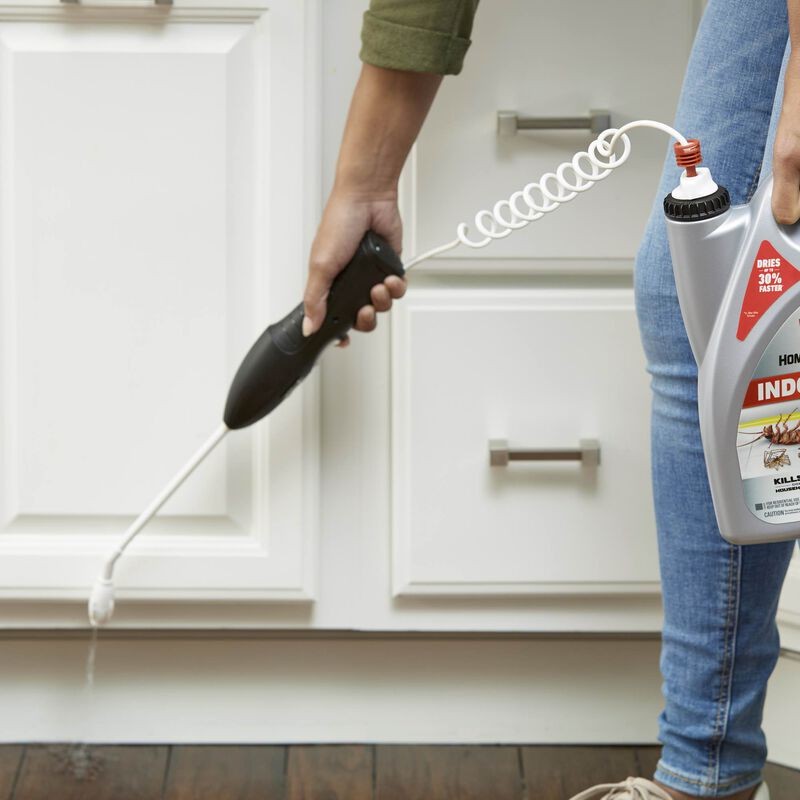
[772,52,800,224]
[301,63,442,347]
[303,185,406,348]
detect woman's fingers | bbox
[355,305,378,332]
[369,276,407,313]
[771,97,800,225]
[772,153,800,224]
[348,276,407,334]
[335,276,408,345]
[385,275,407,299]
[370,282,392,312]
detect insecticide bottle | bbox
[665,141,800,543]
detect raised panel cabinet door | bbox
[391,287,659,596]
[0,1,320,612]
[400,0,701,274]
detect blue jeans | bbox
[635,1,798,796]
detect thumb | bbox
[302,262,331,337]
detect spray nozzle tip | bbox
[88,578,115,627]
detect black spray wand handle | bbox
[223,230,405,429]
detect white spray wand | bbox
[89,424,228,625]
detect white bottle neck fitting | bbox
[670,166,718,201]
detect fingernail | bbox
[302,315,313,337]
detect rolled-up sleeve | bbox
[360,0,479,75]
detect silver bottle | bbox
[666,168,800,543]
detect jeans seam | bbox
[655,760,762,792]
[744,160,763,204]
[707,543,742,785]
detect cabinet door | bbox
[401,0,702,274]
[0,1,320,613]
[391,287,659,597]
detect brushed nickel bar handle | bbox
[497,109,611,138]
[489,438,600,467]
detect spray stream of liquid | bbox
[50,627,105,781]
[85,624,99,693]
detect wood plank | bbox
[287,745,372,800]
[0,747,23,800]
[764,762,800,799]
[634,747,661,781]
[6,743,797,800]
[376,745,521,800]
[521,746,639,800]
[12,745,167,800]
[163,746,285,800]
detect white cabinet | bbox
[0,1,320,610]
[0,0,703,632]
[391,287,658,597]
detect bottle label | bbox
[739,304,800,523]
[737,240,800,340]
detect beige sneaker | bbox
[567,777,770,800]
[568,777,672,799]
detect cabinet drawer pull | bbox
[489,438,600,467]
[497,109,611,138]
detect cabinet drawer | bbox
[391,287,659,596]
[403,0,699,273]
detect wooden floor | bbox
[0,745,798,800]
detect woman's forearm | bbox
[302,63,442,338]
[334,63,442,194]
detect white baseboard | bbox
[0,634,796,774]
[0,636,664,744]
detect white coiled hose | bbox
[403,120,689,270]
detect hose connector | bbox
[674,138,702,177]
[665,135,729,218]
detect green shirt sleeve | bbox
[360,0,479,76]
